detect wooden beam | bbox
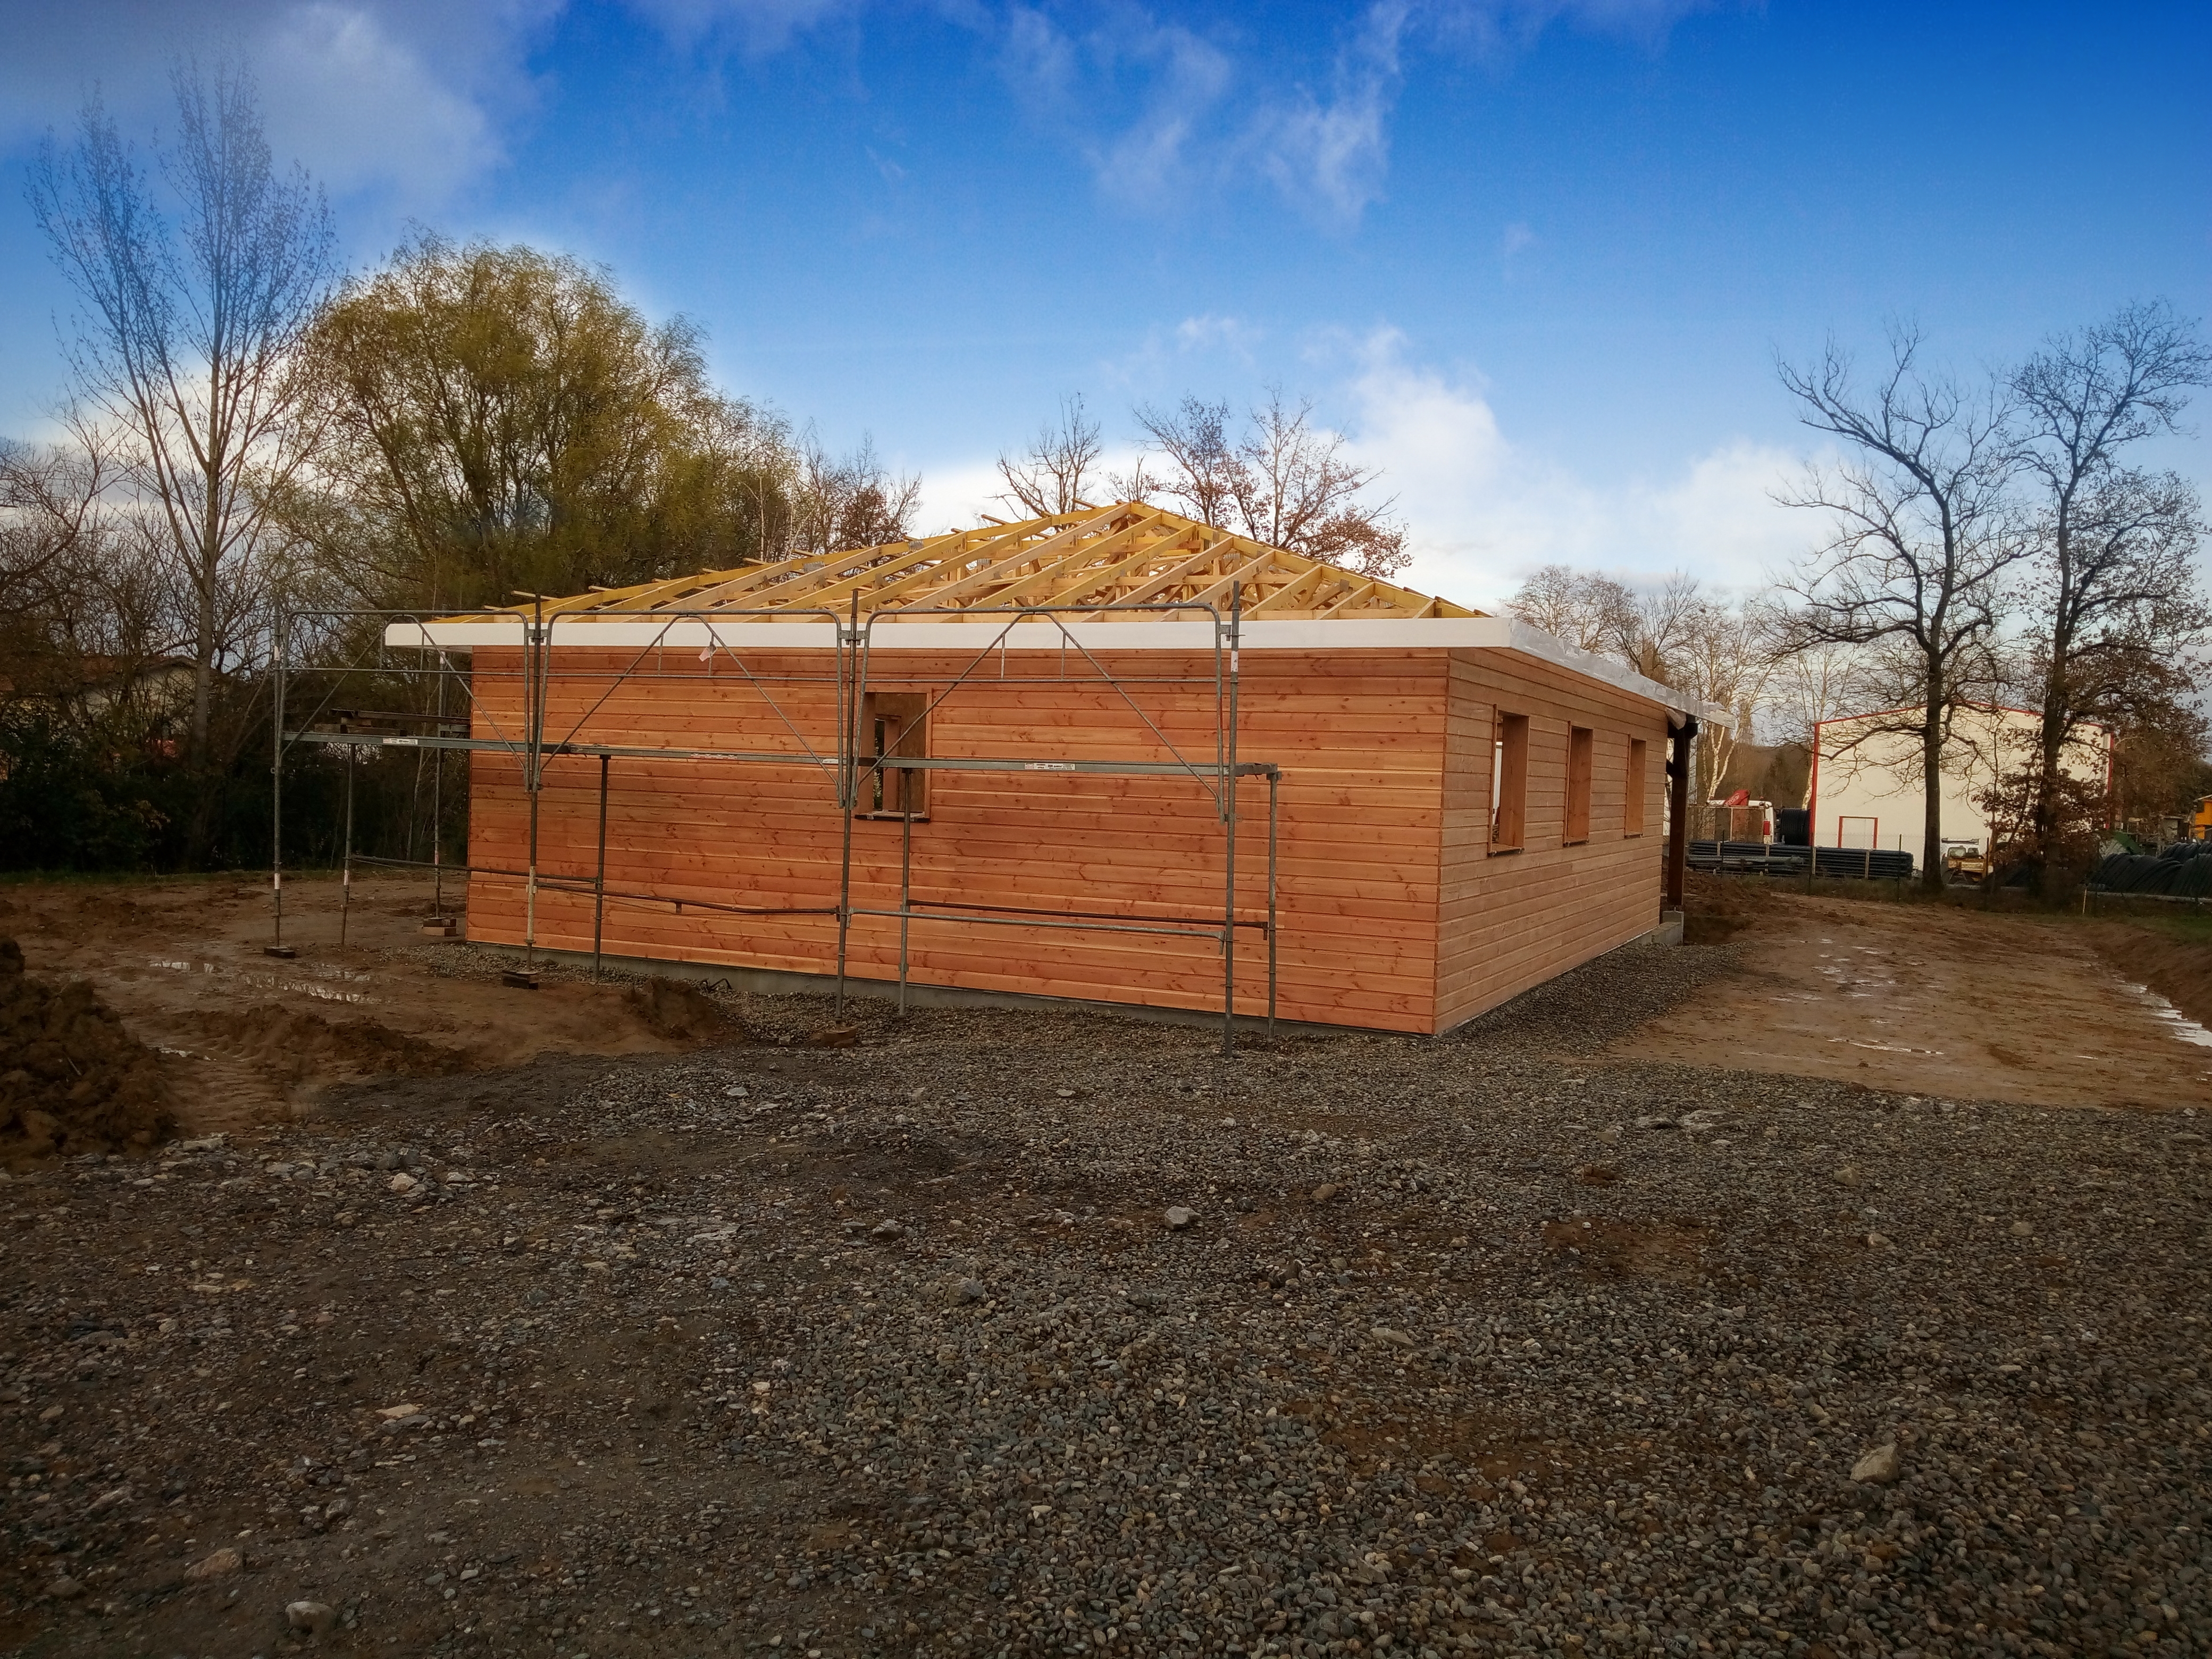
[1049,532,1205,611]
[1175,549,1286,616]
[496,499,1486,628]
[1092,537,1240,613]
[893,507,1138,612]
[1319,579,1379,616]
[1246,565,1331,616]
[627,548,823,615]
[764,542,941,613]
[976,512,1171,609]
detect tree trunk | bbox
[2032,517,2075,899]
[2034,664,2069,896]
[1921,695,1946,892]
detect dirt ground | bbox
[0,873,2208,1659]
[0,876,710,1138]
[1631,879,2212,1109]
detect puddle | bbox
[2125,983,2212,1050]
[146,957,377,1005]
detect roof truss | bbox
[470,504,1481,626]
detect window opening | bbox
[1490,711,1528,853]
[863,691,929,817]
[1565,725,1594,844]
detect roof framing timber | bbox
[465,503,1482,626]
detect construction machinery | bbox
[2192,795,2212,842]
[1943,842,1990,883]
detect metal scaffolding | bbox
[272,591,1280,1054]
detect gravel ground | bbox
[2,942,2207,1659]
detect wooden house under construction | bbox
[390,504,1706,1035]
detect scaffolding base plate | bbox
[420,918,460,938]
[502,970,541,990]
[262,944,297,959]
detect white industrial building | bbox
[1809,704,2112,856]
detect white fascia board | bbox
[384,613,1714,718]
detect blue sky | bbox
[2,0,2206,608]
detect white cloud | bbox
[915,445,1155,535]
[1336,329,1808,608]
[621,0,858,55]
[979,0,1713,227]
[996,5,1236,213]
[1422,0,1714,61]
[1100,312,1266,392]
[0,0,1716,225]
[909,326,1813,610]
[258,4,507,199]
[0,0,553,209]
[1174,315,1262,355]
[916,455,1013,534]
[1247,1,1407,224]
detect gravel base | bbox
[2,945,2206,1658]
[1451,938,1748,1053]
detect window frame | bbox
[1625,738,1648,837]
[1489,710,1529,854]
[1564,725,1594,845]
[857,691,931,819]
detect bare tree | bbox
[0,420,124,620]
[1763,637,1878,805]
[1508,564,1636,656]
[1511,565,1779,810]
[1507,565,1710,680]
[2010,300,2211,876]
[1775,326,2026,889]
[28,62,336,751]
[1,422,172,708]
[788,433,920,559]
[1668,598,1781,808]
[996,395,1102,518]
[1130,396,1241,528]
[1130,389,1409,580]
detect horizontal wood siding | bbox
[1435,650,1669,1030]
[463,647,1449,1031]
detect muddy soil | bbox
[0,877,724,1135]
[2083,918,2212,1032]
[0,940,174,1159]
[1624,881,2212,1108]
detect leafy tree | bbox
[295,234,803,612]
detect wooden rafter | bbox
[450,504,1482,626]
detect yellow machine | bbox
[2193,795,2212,841]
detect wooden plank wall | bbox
[1435,650,1670,1030]
[462,646,1453,1031]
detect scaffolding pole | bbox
[592,752,610,983]
[275,592,1285,1042]
[340,739,356,952]
[270,611,288,956]
[1222,585,1242,1058]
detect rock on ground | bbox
[0,939,2205,1658]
